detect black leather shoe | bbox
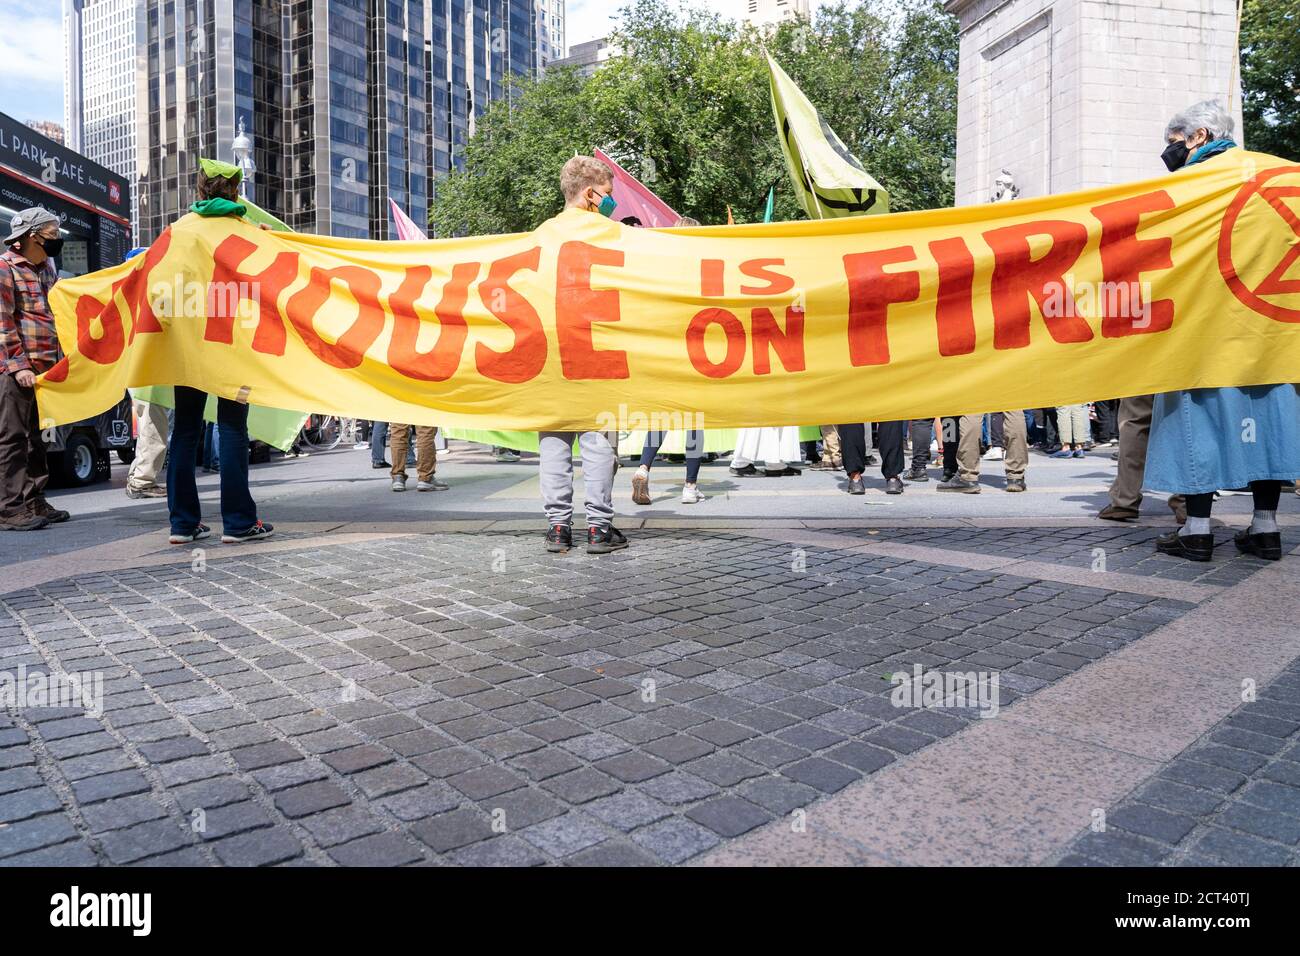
[1234,528,1282,561]
[885,476,905,495]
[545,524,572,553]
[1155,530,1213,562]
[587,525,629,554]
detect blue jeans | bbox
[639,430,703,483]
[168,386,258,535]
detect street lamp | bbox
[232,115,256,202]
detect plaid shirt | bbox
[0,249,60,375]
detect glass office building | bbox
[65,0,547,244]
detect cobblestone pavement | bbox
[1056,658,1300,867]
[0,527,1222,866]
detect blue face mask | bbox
[596,192,617,218]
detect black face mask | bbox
[1161,141,1190,172]
[38,235,64,258]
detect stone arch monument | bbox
[945,0,1244,204]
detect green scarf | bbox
[190,197,247,218]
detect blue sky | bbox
[0,0,828,126]
[0,0,66,124]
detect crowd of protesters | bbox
[1,100,1291,563]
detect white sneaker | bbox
[982,446,1005,461]
[353,442,369,450]
[681,484,707,504]
[391,475,407,492]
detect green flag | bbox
[763,186,775,224]
[766,54,888,219]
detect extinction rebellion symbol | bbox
[1218,163,1300,323]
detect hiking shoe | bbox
[1156,530,1212,562]
[222,521,274,544]
[1098,504,1139,522]
[30,499,70,523]
[631,470,652,505]
[885,476,905,495]
[902,467,929,482]
[1005,478,1027,493]
[169,524,212,545]
[417,478,448,491]
[937,477,981,493]
[126,485,167,499]
[681,484,707,504]
[846,475,865,495]
[1,510,48,531]
[587,525,629,554]
[545,524,572,553]
[391,475,407,492]
[1234,528,1282,561]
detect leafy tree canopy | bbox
[430,0,958,235]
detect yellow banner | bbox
[36,151,1300,432]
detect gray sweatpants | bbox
[539,431,616,530]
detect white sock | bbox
[1250,510,1278,534]
[1181,517,1211,536]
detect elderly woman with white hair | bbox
[1146,99,1300,563]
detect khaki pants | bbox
[1056,404,1090,446]
[958,411,1027,482]
[127,401,169,490]
[820,425,842,465]
[390,425,437,482]
[1108,394,1186,515]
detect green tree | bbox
[430,0,958,236]
[1241,0,1300,160]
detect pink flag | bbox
[593,147,680,228]
[389,198,427,240]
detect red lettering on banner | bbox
[206,235,302,356]
[985,220,1091,349]
[929,236,977,356]
[701,259,725,297]
[555,241,629,380]
[73,283,126,365]
[388,262,477,381]
[739,259,795,296]
[1090,190,1176,337]
[751,307,805,375]
[285,265,386,368]
[476,247,547,383]
[686,308,746,378]
[128,228,172,339]
[843,246,921,366]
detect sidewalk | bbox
[1,447,1296,865]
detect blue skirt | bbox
[1144,385,1300,495]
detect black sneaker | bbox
[885,476,905,495]
[587,525,629,554]
[846,475,865,495]
[937,477,981,494]
[545,524,572,553]
[902,467,928,482]
[371,460,391,470]
[1234,528,1282,561]
[221,521,274,544]
[728,464,759,478]
[169,523,212,545]
[1155,530,1213,562]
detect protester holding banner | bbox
[0,206,70,531]
[166,160,273,545]
[1146,101,1297,563]
[541,156,625,555]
